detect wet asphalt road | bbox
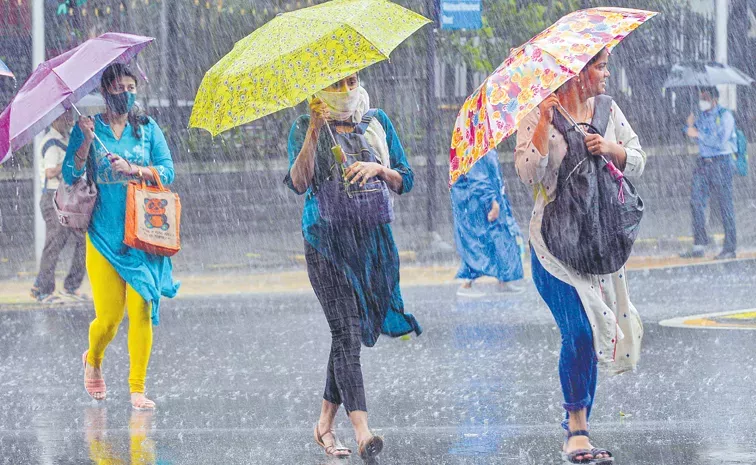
[0,260,755,465]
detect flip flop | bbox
[358,435,384,461]
[82,351,106,401]
[314,424,351,458]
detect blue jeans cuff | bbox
[562,394,592,413]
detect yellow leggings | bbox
[85,236,152,393]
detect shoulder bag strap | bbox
[354,109,378,135]
[591,95,614,137]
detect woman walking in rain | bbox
[515,48,645,464]
[451,148,524,297]
[64,63,179,410]
[285,73,421,461]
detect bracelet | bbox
[136,166,143,179]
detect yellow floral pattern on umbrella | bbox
[449,7,658,186]
[190,0,429,136]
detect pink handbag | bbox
[53,156,97,230]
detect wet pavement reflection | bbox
[0,260,754,464]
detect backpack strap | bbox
[354,109,378,135]
[551,96,613,138]
[41,138,67,159]
[591,95,614,137]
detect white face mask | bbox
[699,100,713,112]
[315,86,363,121]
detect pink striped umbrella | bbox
[0,33,153,164]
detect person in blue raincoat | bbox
[285,73,420,461]
[451,149,524,297]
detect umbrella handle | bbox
[70,102,110,154]
[556,103,588,137]
[324,122,339,147]
[324,122,347,164]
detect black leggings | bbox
[305,242,367,413]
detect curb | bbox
[1,253,754,309]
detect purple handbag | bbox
[317,177,394,229]
[53,154,97,229]
[315,109,394,229]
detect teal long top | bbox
[63,114,179,324]
[285,109,422,347]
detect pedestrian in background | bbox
[30,111,88,303]
[679,86,738,260]
[451,149,524,297]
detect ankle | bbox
[317,419,333,433]
[355,427,372,443]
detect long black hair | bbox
[101,63,148,139]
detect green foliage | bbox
[440,0,581,73]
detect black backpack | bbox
[541,95,644,275]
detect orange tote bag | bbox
[124,166,181,256]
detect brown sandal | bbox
[314,424,351,458]
[358,435,384,461]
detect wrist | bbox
[378,165,389,179]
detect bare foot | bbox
[131,393,156,410]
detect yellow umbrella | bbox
[189,0,430,136]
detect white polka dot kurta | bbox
[514,98,647,375]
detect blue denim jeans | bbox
[691,155,737,253]
[531,250,597,429]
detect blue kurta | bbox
[451,150,523,283]
[285,109,421,347]
[63,114,179,324]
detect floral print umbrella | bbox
[448,7,658,186]
[189,0,429,136]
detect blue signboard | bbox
[440,0,482,30]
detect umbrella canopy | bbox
[0,33,153,164]
[663,61,755,88]
[448,7,657,186]
[189,0,429,136]
[0,58,13,79]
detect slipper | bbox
[590,447,614,464]
[131,396,156,411]
[82,351,106,401]
[358,435,384,461]
[314,424,351,458]
[561,429,594,464]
